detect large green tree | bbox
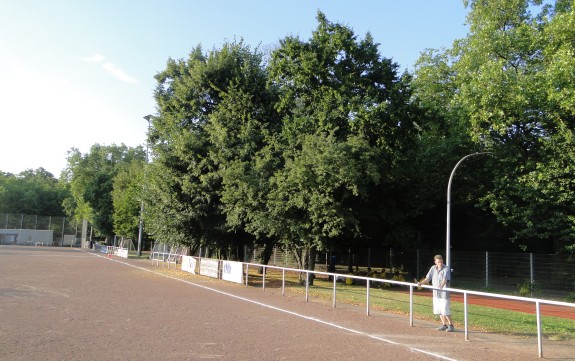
[266,12,422,272]
[148,41,270,258]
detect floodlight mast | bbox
[446,152,492,269]
[137,115,152,257]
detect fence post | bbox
[464,293,469,341]
[530,253,534,284]
[485,251,489,289]
[416,249,420,278]
[61,217,65,247]
[368,247,371,270]
[262,266,266,291]
[536,301,543,358]
[333,277,337,309]
[305,272,309,302]
[366,280,370,316]
[409,285,413,326]
[245,264,249,286]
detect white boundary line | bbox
[89,251,459,361]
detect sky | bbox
[0,0,469,177]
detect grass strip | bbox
[258,271,575,341]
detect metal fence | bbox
[390,249,575,299]
[130,240,575,299]
[244,246,575,299]
[0,212,77,232]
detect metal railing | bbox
[240,261,574,358]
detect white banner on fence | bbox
[221,260,243,284]
[116,248,128,258]
[181,256,197,274]
[199,259,219,278]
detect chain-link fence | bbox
[326,247,575,299]
[180,243,575,298]
[188,245,574,298]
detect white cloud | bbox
[102,62,138,84]
[82,53,105,63]
[82,54,138,84]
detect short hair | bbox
[434,254,443,261]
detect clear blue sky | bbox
[0,0,469,176]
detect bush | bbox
[517,279,539,297]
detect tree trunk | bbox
[298,245,316,286]
[258,240,274,274]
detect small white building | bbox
[0,229,54,246]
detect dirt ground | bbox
[1,245,573,361]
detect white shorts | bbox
[432,296,451,316]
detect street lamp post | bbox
[137,115,152,257]
[446,152,491,268]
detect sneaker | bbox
[446,325,455,332]
[437,325,448,331]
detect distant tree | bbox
[0,168,68,216]
[63,144,145,242]
[112,159,145,241]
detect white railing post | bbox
[282,269,285,296]
[262,266,266,291]
[464,292,469,341]
[305,272,309,302]
[332,277,337,308]
[366,280,371,316]
[409,285,413,326]
[245,264,249,286]
[536,301,542,358]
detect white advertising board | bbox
[199,258,219,278]
[181,256,197,274]
[116,248,128,258]
[221,260,243,284]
